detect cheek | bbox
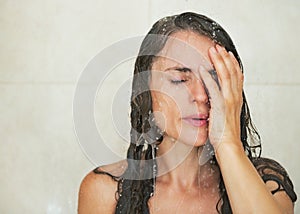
[152,92,180,115]
[152,91,182,132]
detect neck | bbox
[156,136,220,190]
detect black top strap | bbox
[253,157,297,202]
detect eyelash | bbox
[171,79,187,84]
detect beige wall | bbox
[0,0,299,213]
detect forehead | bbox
[153,31,215,70]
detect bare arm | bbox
[201,44,294,213]
[215,143,293,213]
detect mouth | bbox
[182,114,209,127]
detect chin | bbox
[179,128,208,146]
[176,134,208,147]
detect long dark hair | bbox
[115,12,261,214]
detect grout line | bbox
[0,81,299,86]
[245,82,300,86]
[0,81,76,85]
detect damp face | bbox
[150,31,215,147]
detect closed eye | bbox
[166,67,191,85]
[171,79,187,84]
[175,67,191,72]
[165,66,192,73]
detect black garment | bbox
[252,157,297,202]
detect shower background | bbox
[1,0,299,213]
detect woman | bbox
[78,12,297,213]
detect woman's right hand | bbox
[199,44,244,152]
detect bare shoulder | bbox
[253,157,297,213]
[78,160,127,214]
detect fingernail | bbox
[216,44,224,52]
[210,46,217,54]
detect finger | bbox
[228,51,244,91]
[225,51,243,102]
[198,67,223,106]
[216,45,237,77]
[226,52,243,109]
[208,46,232,99]
[215,45,244,102]
[216,45,240,95]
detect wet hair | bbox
[106,12,263,214]
[92,11,297,213]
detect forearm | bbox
[215,142,283,214]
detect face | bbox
[150,31,215,147]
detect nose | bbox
[189,79,209,104]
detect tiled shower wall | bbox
[1,0,299,213]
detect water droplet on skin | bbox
[203,181,209,188]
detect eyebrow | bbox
[165,66,192,72]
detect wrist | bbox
[214,140,245,162]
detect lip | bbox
[182,114,209,127]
